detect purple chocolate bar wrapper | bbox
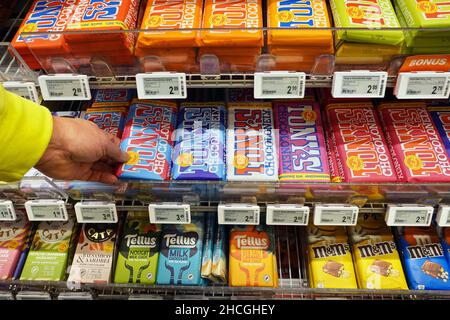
[172,103,226,180]
[274,101,330,182]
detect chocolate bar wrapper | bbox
[172,103,226,180]
[116,101,177,180]
[68,224,117,285]
[398,226,450,290]
[157,216,204,285]
[0,213,31,280]
[84,107,127,138]
[429,106,450,158]
[326,103,398,183]
[12,221,35,280]
[20,218,76,281]
[307,225,357,289]
[379,102,450,182]
[275,100,330,182]
[201,214,216,280]
[227,103,278,181]
[349,214,408,289]
[330,0,404,45]
[267,0,333,47]
[52,111,81,118]
[114,212,161,284]
[201,0,263,47]
[93,89,135,104]
[212,224,227,283]
[441,228,450,266]
[137,0,203,48]
[229,225,278,287]
[396,0,450,37]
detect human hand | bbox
[35,116,129,184]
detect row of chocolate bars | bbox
[72,88,450,183]
[2,210,450,291]
[12,0,450,71]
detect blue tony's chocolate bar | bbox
[172,103,226,180]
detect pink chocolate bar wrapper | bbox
[274,100,330,182]
[379,103,450,183]
[0,214,31,280]
[326,103,398,183]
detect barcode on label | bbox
[50,92,63,96]
[379,79,385,96]
[406,90,421,95]
[145,90,158,95]
[263,90,276,94]
[342,89,356,94]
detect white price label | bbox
[266,204,309,225]
[332,71,387,98]
[254,72,305,99]
[136,73,187,99]
[395,72,450,99]
[3,81,39,103]
[437,205,450,227]
[16,291,51,300]
[38,74,91,100]
[385,205,433,226]
[25,199,68,221]
[218,204,260,225]
[314,204,358,226]
[0,200,16,221]
[149,203,191,224]
[74,202,117,223]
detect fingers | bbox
[92,161,115,173]
[103,133,129,163]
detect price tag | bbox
[266,204,309,226]
[218,204,260,225]
[395,72,450,99]
[136,72,187,99]
[24,199,68,221]
[254,71,305,99]
[149,203,191,224]
[437,205,450,227]
[38,74,91,101]
[58,292,93,300]
[0,200,16,221]
[385,205,433,226]
[0,292,13,300]
[2,81,39,103]
[314,204,358,226]
[332,71,387,98]
[74,201,117,223]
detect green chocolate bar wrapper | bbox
[330,0,404,45]
[20,218,75,281]
[114,212,160,284]
[396,4,450,47]
[396,0,450,37]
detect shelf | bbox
[1,224,449,300]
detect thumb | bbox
[104,138,129,163]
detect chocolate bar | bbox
[156,216,204,285]
[422,260,448,280]
[275,100,330,182]
[379,102,450,182]
[323,260,344,277]
[370,260,393,277]
[84,107,127,138]
[172,103,226,180]
[116,101,177,180]
[326,103,398,182]
[227,103,278,181]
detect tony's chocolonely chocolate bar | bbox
[326,103,398,182]
[227,103,278,181]
[275,100,330,182]
[379,102,450,182]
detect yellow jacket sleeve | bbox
[0,85,53,182]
